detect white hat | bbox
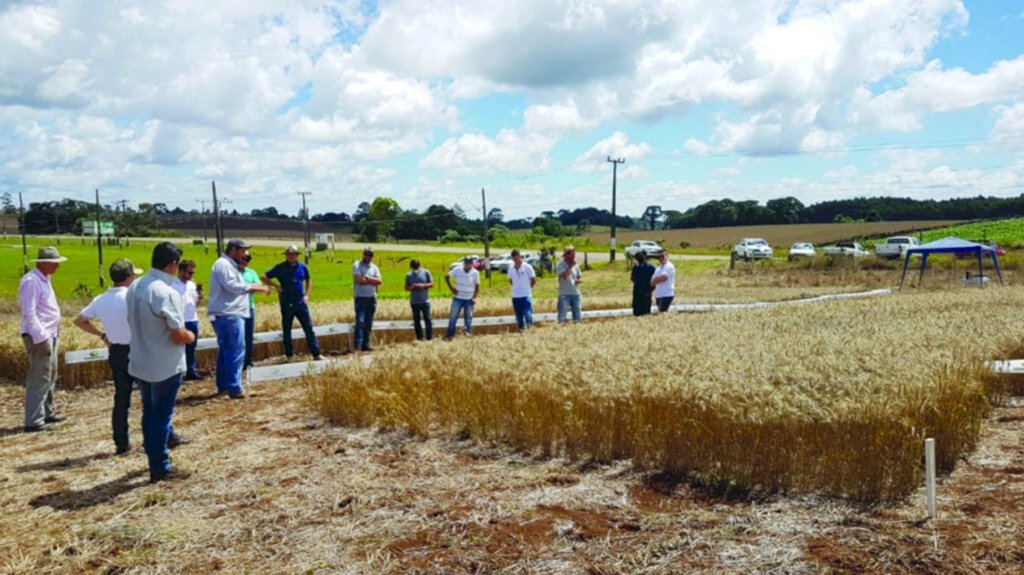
[31,246,68,263]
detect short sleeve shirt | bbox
[353,261,381,299]
[653,262,676,298]
[555,261,582,296]
[447,266,479,300]
[406,269,433,305]
[171,279,199,322]
[508,263,535,299]
[80,287,131,345]
[242,268,260,308]
[127,269,186,382]
[266,261,310,303]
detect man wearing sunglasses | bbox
[172,260,203,380]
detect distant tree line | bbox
[656,195,1024,229]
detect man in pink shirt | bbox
[19,246,68,432]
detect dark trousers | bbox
[139,373,182,479]
[109,344,132,450]
[354,297,377,350]
[244,307,255,368]
[656,297,674,313]
[632,291,652,316]
[282,300,321,357]
[411,302,432,340]
[184,321,199,376]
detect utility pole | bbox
[212,181,223,255]
[481,188,490,285]
[95,189,105,287]
[297,191,312,264]
[607,156,625,263]
[19,192,28,274]
[196,198,209,245]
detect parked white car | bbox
[733,238,774,260]
[490,252,532,273]
[788,242,816,261]
[624,240,664,259]
[822,242,870,257]
[874,236,920,259]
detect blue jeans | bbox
[184,321,199,376]
[139,372,182,479]
[411,302,432,340]
[243,307,255,368]
[354,297,377,350]
[557,294,582,324]
[213,315,245,395]
[447,298,474,338]
[281,300,320,357]
[512,297,533,330]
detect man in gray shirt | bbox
[555,245,583,324]
[353,248,382,352]
[404,259,434,340]
[207,239,270,398]
[126,242,196,483]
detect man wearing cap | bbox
[19,246,68,432]
[74,259,143,454]
[208,239,271,398]
[126,241,195,483]
[239,253,260,368]
[556,245,583,324]
[262,246,322,360]
[444,256,480,339]
[404,259,433,341]
[172,260,203,380]
[352,248,382,352]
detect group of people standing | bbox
[17,239,676,484]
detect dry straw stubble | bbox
[308,289,1024,502]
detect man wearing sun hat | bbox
[19,246,69,432]
[73,258,144,454]
[261,245,321,360]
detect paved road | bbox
[135,237,730,262]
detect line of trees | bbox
[653,195,1024,229]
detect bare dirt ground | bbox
[2,367,1023,574]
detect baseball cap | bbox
[226,238,251,250]
[284,245,300,254]
[110,258,143,282]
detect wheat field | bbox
[308,289,1024,502]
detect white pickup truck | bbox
[874,236,920,259]
[624,240,664,259]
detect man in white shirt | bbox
[651,250,676,312]
[171,260,203,380]
[74,259,143,454]
[508,249,536,331]
[444,258,480,339]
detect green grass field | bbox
[917,218,1024,247]
[5,236,724,304]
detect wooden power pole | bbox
[607,156,625,263]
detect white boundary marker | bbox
[65,288,892,366]
[925,438,937,519]
[990,359,1024,374]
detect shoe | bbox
[150,466,192,484]
[44,414,68,424]
[167,435,192,449]
[184,372,201,381]
[312,355,323,361]
[115,444,131,456]
[361,347,372,353]
[23,423,55,433]
[229,392,247,400]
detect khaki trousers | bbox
[23,335,58,428]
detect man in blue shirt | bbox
[261,245,322,360]
[207,239,271,398]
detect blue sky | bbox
[2,0,1023,219]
